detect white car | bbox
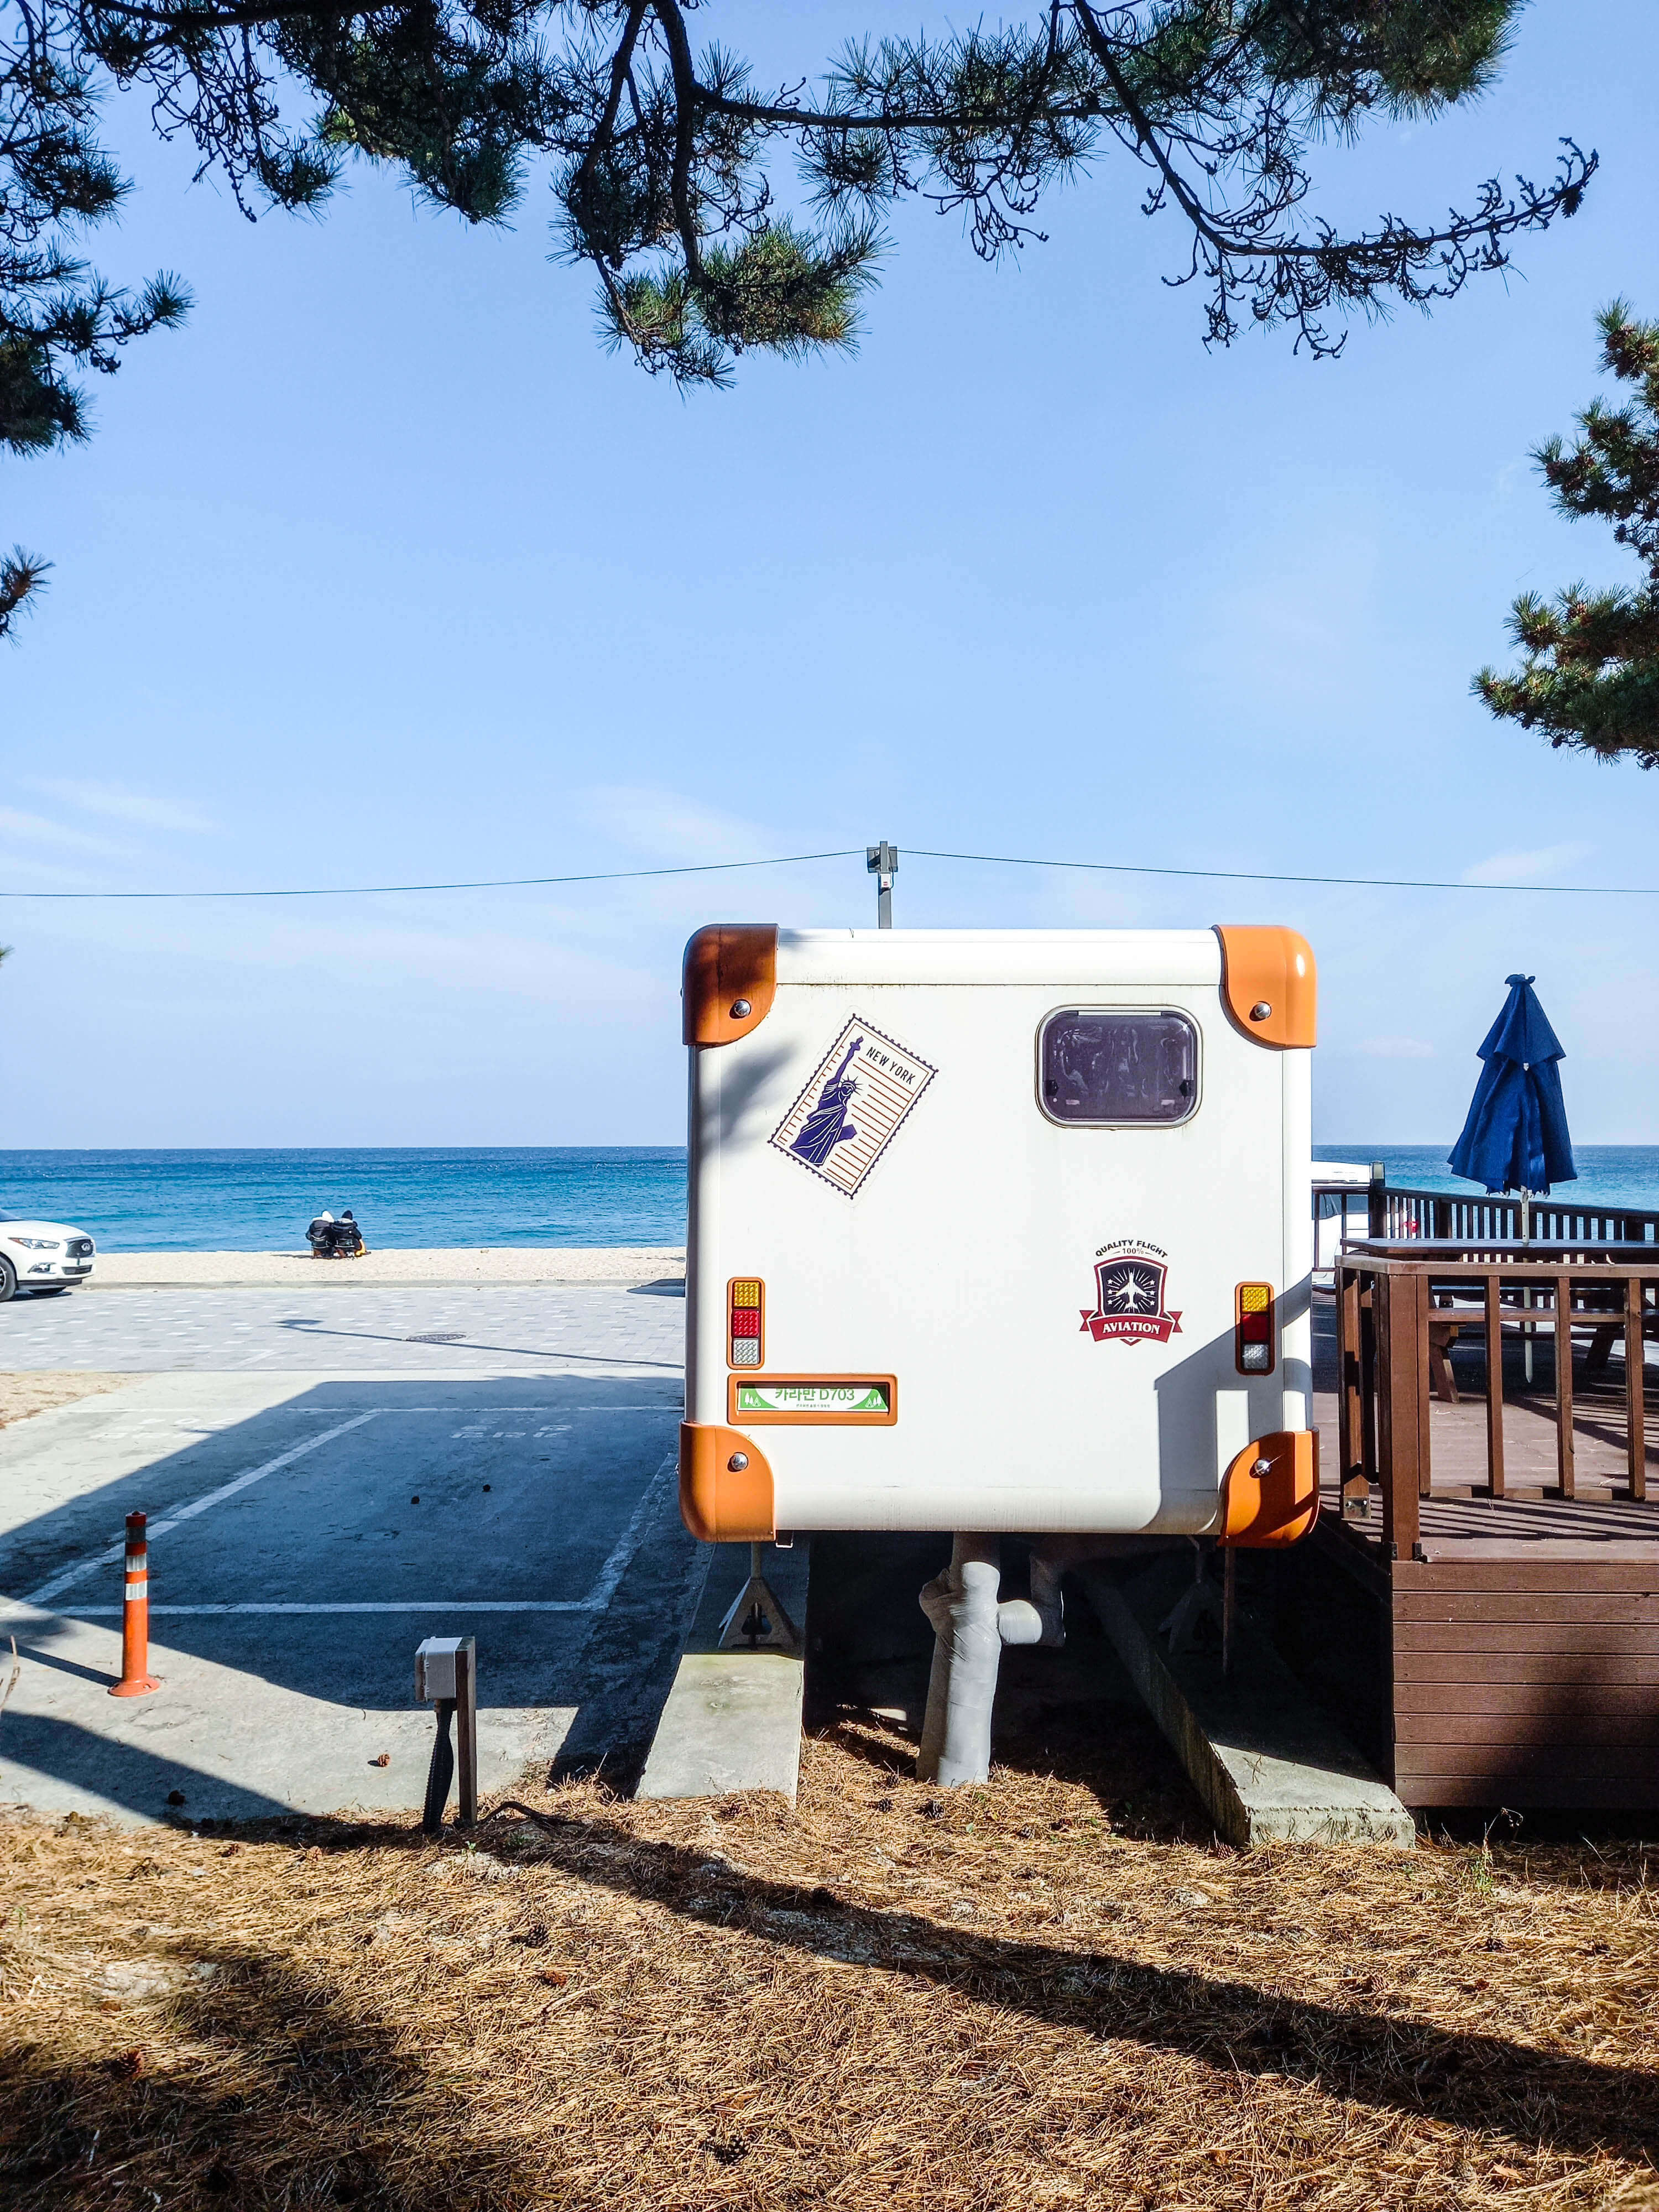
[0,1219,96,1300]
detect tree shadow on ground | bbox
[465,1796,1659,2167]
[2,1937,545,2212]
[6,1785,1657,2205]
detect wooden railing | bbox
[1333,1243,1659,1557]
[1370,1187,1659,1244]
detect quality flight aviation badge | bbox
[1081,1240,1183,1345]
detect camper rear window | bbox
[1039,1009,1199,1125]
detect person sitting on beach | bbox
[306,1209,366,1258]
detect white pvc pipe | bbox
[917,1536,1068,1785]
[918,1535,1004,1785]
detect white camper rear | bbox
[681,926,1319,1551]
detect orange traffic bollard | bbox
[109,1510,161,1698]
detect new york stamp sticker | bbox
[770,1015,937,1199]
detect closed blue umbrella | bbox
[1449,974,1577,1196]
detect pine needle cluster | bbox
[1477,305,1659,767]
[0,541,46,639]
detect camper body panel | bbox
[687,929,1311,1534]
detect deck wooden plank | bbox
[1395,1746,1656,1780]
[1396,1650,1659,1684]
[1414,1498,1659,1543]
[1392,1556,1659,1587]
[1410,1541,1659,1566]
[1394,1622,1659,1653]
[1393,1591,1659,1623]
[1397,1679,1659,1709]
[1395,1698,1659,1740]
[1395,1772,1659,1808]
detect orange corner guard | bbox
[679,1423,776,1542]
[1213,925,1317,1050]
[682,926,779,1047]
[1221,1430,1319,1547]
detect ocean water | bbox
[1314,1145,1659,1212]
[4,1144,1656,1252]
[0,1149,687,1252]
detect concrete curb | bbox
[76,1250,687,1292]
[1077,1558,1415,1848]
[637,1542,811,1801]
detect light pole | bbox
[866,842,897,927]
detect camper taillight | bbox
[728,1277,765,1368]
[1235,1284,1276,1374]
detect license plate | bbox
[728,1375,895,1423]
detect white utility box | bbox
[415,1634,465,1702]
[680,926,1320,1551]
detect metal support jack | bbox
[717,1542,801,1652]
[1159,1542,1238,1675]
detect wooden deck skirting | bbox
[1293,1246,1659,1811]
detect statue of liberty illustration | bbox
[791,1036,864,1167]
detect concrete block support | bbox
[636,1541,811,1800]
[1078,1556,1415,1848]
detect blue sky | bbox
[3,1,1657,1149]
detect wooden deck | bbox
[1313,1296,1659,1547]
[1266,1290,1659,1810]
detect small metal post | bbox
[415,1634,478,1832]
[1367,1161,1387,1241]
[866,842,898,927]
[455,1637,477,1828]
[1222,1548,1237,1678]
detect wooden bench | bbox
[1428,1301,1655,1402]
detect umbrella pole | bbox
[1522,1193,1533,1386]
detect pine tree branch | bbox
[1478,303,1659,766]
[0,543,48,638]
[648,0,703,284]
[568,0,646,205]
[0,0,1609,638]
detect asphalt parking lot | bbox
[0,1286,703,1824]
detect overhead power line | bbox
[905,847,1656,898]
[0,849,865,901]
[0,844,1650,902]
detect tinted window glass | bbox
[1040,1009,1198,1124]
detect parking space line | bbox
[27,1407,679,1420]
[18,1450,680,1623]
[581,1453,676,1616]
[42,1601,597,1615]
[23,1413,379,1606]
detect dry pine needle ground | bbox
[2,1710,1656,2211]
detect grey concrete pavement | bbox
[0,1281,685,1373]
[0,1286,712,1825]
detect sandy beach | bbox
[82,1246,685,1288]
